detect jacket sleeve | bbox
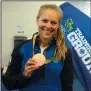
[2,45,31,90]
[61,49,73,91]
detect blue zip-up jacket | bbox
[3,34,73,91]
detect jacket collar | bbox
[32,32,56,48]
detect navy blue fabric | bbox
[60,2,91,91]
[20,40,33,70]
[19,39,64,91]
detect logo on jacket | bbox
[64,18,74,32]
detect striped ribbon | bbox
[32,33,56,64]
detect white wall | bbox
[69,1,90,17]
[2,1,90,67]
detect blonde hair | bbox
[37,4,67,60]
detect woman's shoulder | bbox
[11,39,32,56]
[21,39,33,47]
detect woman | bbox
[3,4,73,91]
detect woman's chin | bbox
[43,36,51,40]
[43,35,52,39]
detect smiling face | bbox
[37,9,60,41]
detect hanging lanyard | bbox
[32,33,57,64]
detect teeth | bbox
[43,28,53,32]
[45,30,51,33]
[44,29,52,32]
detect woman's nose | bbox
[46,22,51,29]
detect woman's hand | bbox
[23,54,45,77]
[23,58,39,77]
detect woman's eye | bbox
[42,19,48,23]
[51,21,57,25]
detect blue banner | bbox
[60,2,91,91]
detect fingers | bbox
[23,65,39,77]
[25,58,37,67]
[23,58,39,77]
[28,66,39,71]
[25,58,39,71]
